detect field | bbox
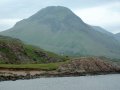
[0,62,64,71]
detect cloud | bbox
[74,2,120,33]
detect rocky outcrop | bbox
[58,57,120,74]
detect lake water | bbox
[0,74,120,90]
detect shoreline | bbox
[0,69,120,82]
[1,58,120,82]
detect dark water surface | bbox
[0,74,120,90]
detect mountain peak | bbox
[41,6,72,11]
[29,6,82,22]
[31,6,73,16]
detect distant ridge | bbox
[115,33,120,41]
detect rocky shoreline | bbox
[0,69,120,82]
[1,57,120,82]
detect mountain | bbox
[0,35,65,64]
[0,6,120,58]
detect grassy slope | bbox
[23,45,67,63]
[0,36,68,71]
[0,35,68,64]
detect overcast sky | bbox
[0,0,120,33]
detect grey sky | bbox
[0,0,120,33]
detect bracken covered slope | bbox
[0,35,66,64]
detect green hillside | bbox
[0,35,67,64]
[0,6,120,59]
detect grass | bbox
[0,62,65,71]
[0,36,68,64]
[24,44,69,63]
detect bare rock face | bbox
[58,57,120,74]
